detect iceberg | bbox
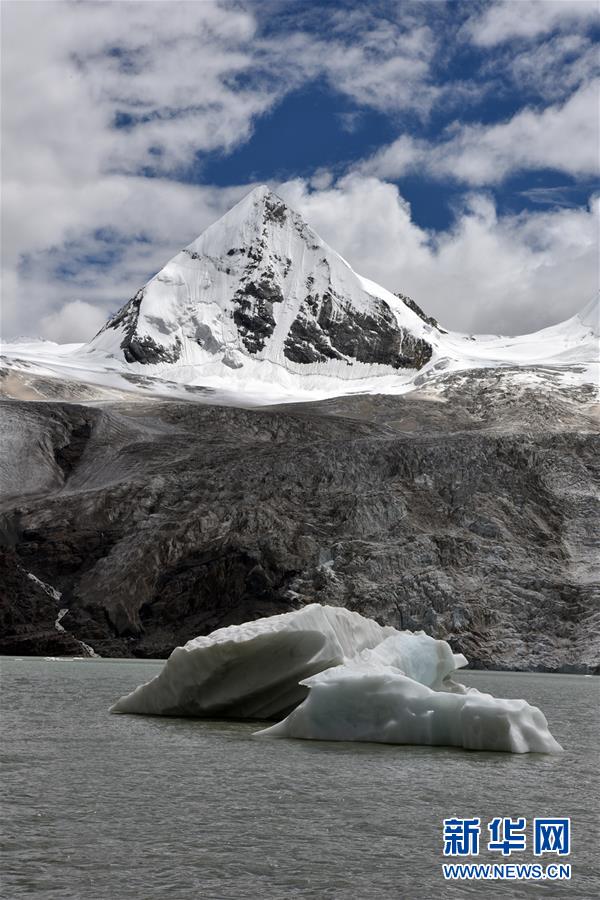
[111,604,562,754]
[255,637,562,753]
[110,605,399,718]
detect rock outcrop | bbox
[1,370,597,671]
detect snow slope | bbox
[1,187,598,404]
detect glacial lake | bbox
[1,658,598,899]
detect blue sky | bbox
[2,0,598,341]
[195,0,597,231]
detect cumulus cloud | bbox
[278,175,598,334]
[2,0,269,178]
[305,22,439,115]
[362,81,599,184]
[467,0,599,46]
[39,301,109,345]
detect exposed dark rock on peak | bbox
[233,301,276,355]
[231,271,286,354]
[318,294,432,369]
[284,308,345,364]
[241,275,284,305]
[283,291,433,369]
[96,289,143,341]
[396,292,445,332]
[94,289,183,365]
[263,195,287,225]
[123,335,182,365]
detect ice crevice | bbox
[110,604,562,754]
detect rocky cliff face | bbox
[1,370,597,672]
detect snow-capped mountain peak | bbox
[88,186,435,376]
[3,189,595,406]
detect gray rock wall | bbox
[1,374,597,671]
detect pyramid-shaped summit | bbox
[89,185,436,375]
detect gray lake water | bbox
[1,658,598,899]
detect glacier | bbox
[111,605,562,754]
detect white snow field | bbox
[111,605,562,754]
[1,186,598,405]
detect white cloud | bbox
[499,32,600,100]
[256,15,440,118]
[278,175,598,334]
[39,301,109,344]
[468,0,599,46]
[363,81,599,184]
[319,23,439,115]
[2,0,272,181]
[264,4,441,116]
[358,134,425,180]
